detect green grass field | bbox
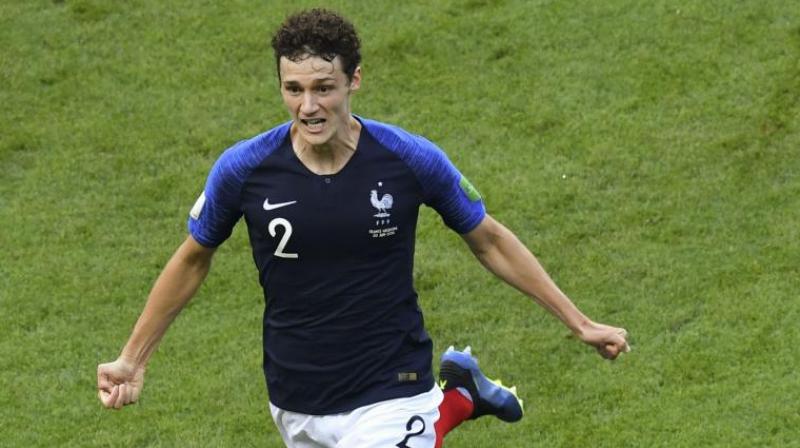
[2,0,799,446]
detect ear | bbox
[348,66,362,92]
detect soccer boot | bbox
[439,346,524,422]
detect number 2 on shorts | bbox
[396,415,426,448]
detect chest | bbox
[241,149,422,261]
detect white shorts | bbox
[269,386,443,448]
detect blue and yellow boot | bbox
[438,346,524,422]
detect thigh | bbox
[336,387,443,448]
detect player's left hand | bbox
[97,357,145,409]
[577,321,631,360]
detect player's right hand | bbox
[97,358,145,409]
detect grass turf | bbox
[1,0,799,446]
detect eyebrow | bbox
[282,77,337,85]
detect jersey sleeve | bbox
[187,142,248,248]
[361,118,486,234]
[410,136,486,234]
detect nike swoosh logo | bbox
[263,198,298,211]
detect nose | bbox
[300,92,319,115]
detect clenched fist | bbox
[97,358,145,409]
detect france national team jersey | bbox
[188,116,486,415]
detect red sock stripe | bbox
[434,389,474,448]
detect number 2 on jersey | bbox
[268,218,298,259]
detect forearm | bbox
[119,238,213,366]
[467,220,590,334]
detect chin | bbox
[302,131,334,146]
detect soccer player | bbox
[97,9,630,447]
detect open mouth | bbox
[301,118,326,132]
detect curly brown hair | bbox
[271,9,362,82]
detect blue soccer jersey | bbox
[188,117,486,414]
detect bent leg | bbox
[435,346,525,446]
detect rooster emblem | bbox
[370,189,393,218]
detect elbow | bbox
[467,220,506,259]
[177,237,216,271]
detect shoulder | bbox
[359,117,443,161]
[203,121,291,203]
[212,121,292,180]
[360,117,461,194]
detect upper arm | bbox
[187,146,248,248]
[406,137,485,233]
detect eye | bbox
[318,85,333,94]
[285,85,301,95]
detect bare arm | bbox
[120,235,215,365]
[461,214,629,359]
[97,235,215,409]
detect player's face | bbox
[279,55,361,147]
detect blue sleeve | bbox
[187,123,292,247]
[361,119,486,233]
[187,142,248,247]
[410,136,486,234]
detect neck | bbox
[292,116,361,175]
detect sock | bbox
[434,388,474,448]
